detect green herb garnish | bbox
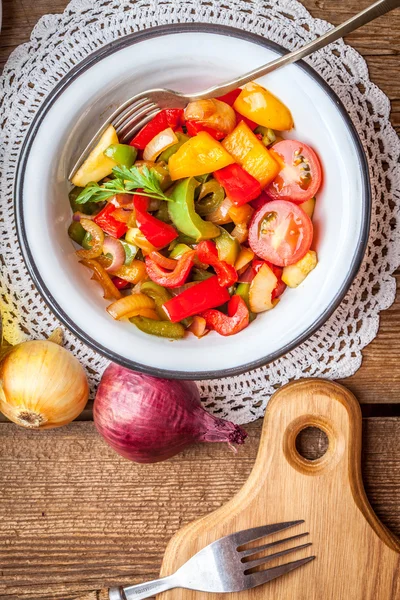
[75,165,171,205]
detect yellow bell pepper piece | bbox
[222,121,280,188]
[168,132,235,180]
[71,124,119,187]
[234,82,294,131]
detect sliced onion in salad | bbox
[205,197,233,225]
[103,237,126,273]
[149,251,178,271]
[143,127,178,162]
[184,99,236,135]
[188,316,208,338]
[106,293,156,320]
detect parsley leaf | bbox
[74,165,171,205]
[75,182,116,205]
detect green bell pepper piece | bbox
[155,201,171,223]
[130,316,185,339]
[191,268,214,282]
[169,178,220,242]
[152,163,172,191]
[180,317,194,329]
[120,240,138,266]
[195,180,225,216]
[215,227,240,265]
[169,243,207,270]
[141,281,172,320]
[82,232,93,250]
[69,186,98,215]
[68,222,86,245]
[254,126,276,147]
[176,233,198,245]
[158,132,190,163]
[236,283,256,322]
[194,173,211,184]
[169,243,192,260]
[104,143,137,167]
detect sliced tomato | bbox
[267,140,322,203]
[248,200,313,267]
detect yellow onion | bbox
[184,99,236,135]
[143,127,178,161]
[0,339,89,429]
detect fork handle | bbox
[109,575,176,600]
[194,0,400,99]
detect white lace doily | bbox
[0,0,399,425]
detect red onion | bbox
[94,364,247,463]
[238,265,255,283]
[103,237,125,272]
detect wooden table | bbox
[0,1,399,598]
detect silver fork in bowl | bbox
[109,520,314,599]
[69,0,400,182]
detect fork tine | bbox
[232,520,305,548]
[116,103,158,138]
[119,108,161,143]
[108,92,150,125]
[240,532,309,558]
[113,97,154,130]
[246,556,316,588]
[243,542,312,571]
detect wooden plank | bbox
[0,418,399,599]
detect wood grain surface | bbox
[160,381,400,600]
[0,1,399,599]
[0,416,399,600]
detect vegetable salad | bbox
[68,82,322,339]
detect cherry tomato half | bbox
[267,140,322,203]
[248,200,313,267]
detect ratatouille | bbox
[68,82,321,339]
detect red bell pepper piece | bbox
[234,110,258,131]
[134,194,178,248]
[196,241,238,287]
[112,276,130,290]
[130,109,184,149]
[163,276,230,322]
[214,164,262,207]
[145,251,195,288]
[252,259,286,300]
[201,295,249,336]
[185,120,225,141]
[93,203,128,238]
[217,88,242,106]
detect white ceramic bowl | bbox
[15,24,370,379]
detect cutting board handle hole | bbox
[283,415,344,476]
[295,426,329,460]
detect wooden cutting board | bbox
[158,379,400,599]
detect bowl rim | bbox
[14,22,371,380]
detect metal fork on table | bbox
[109,520,314,599]
[69,0,400,181]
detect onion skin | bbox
[94,364,247,463]
[0,341,89,429]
